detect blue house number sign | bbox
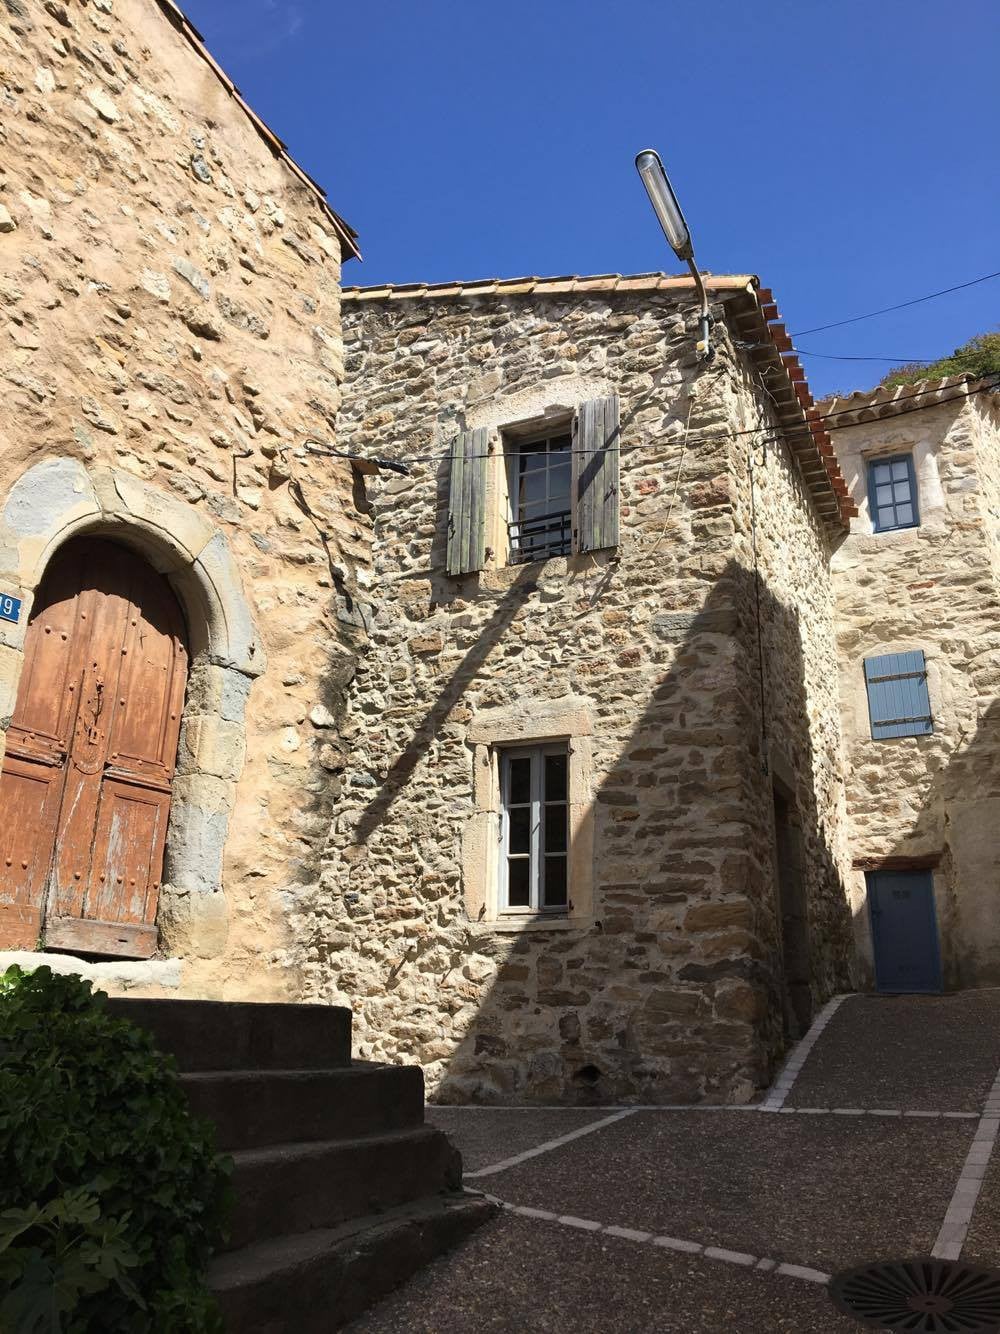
[0,593,22,624]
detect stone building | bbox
[826,373,1000,992]
[0,0,368,999]
[5,1,998,1115]
[321,273,860,1104]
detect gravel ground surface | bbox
[345,1213,862,1334]
[426,1108,614,1173]
[480,1109,973,1274]
[786,991,1000,1111]
[960,1145,1000,1268]
[351,996,1000,1332]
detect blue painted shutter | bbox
[864,651,933,739]
[446,428,488,576]
[572,395,620,554]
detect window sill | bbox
[472,915,594,936]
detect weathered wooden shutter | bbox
[572,395,620,554]
[446,427,488,576]
[864,650,933,739]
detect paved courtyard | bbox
[349,992,1000,1333]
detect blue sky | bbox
[183,0,1000,396]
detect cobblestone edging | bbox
[933,1064,1000,1260]
[758,994,849,1111]
[473,1192,830,1287]
[464,1110,636,1180]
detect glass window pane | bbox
[544,804,567,852]
[891,460,910,480]
[548,434,571,454]
[544,752,568,801]
[877,507,896,529]
[508,807,531,854]
[892,479,911,503]
[548,464,571,504]
[872,463,892,484]
[896,503,913,525]
[876,485,893,505]
[543,857,567,907]
[508,757,531,805]
[519,471,547,507]
[507,858,530,907]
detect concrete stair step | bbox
[181,1062,425,1151]
[107,998,352,1072]
[227,1125,463,1251]
[211,1193,496,1332]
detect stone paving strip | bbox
[474,1191,831,1287]
[759,994,849,1111]
[932,1063,1000,1260]
[443,1103,978,1118]
[463,1109,637,1179]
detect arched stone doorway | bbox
[0,459,262,966]
[0,538,189,956]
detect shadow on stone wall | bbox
[848,692,1000,992]
[324,555,855,1105]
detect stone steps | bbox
[107,997,352,1071]
[112,997,493,1329]
[226,1124,463,1251]
[210,1195,496,1334]
[181,1063,425,1151]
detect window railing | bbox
[508,509,572,563]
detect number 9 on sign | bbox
[0,594,22,624]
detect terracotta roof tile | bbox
[342,270,852,531]
[341,272,758,301]
[818,373,993,422]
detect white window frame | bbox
[498,743,569,914]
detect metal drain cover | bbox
[830,1258,1000,1332]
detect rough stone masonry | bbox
[0,0,368,998]
[316,276,856,1104]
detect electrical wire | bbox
[789,269,1000,338]
[311,380,999,471]
[791,348,937,363]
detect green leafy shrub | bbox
[0,966,230,1333]
[880,330,1000,388]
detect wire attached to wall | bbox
[315,381,999,472]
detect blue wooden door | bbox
[868,870,942,993]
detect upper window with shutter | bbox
[868,454,919,533]
[444,395,620,576]
[864,650,933,739]
[506,430,572,563]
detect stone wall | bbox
[830,391,1000,986]
[0,0,367,997]
[723,359,855,1063]
[316,285,853,1103]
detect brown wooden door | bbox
[0,538,188,957]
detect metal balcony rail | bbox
[508,509,572,563]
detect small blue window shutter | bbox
[864,651,933,739]
[446,428,488,576]
[572,395,620,554]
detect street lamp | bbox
[635,148,714,363]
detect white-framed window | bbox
[499,744,569,912]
